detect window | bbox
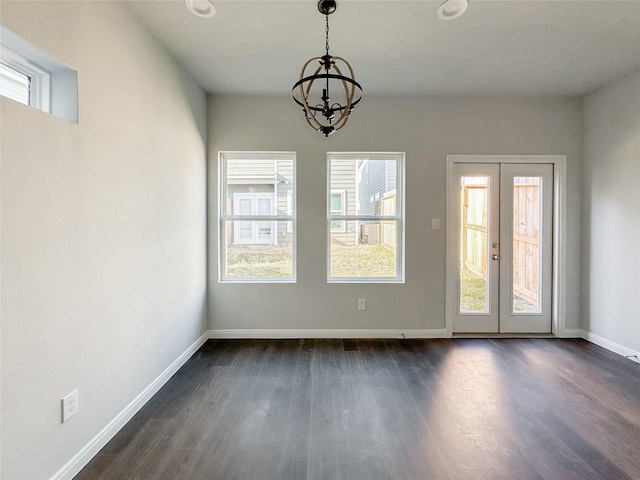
[219,152,296,282]
[0,45,50,111]
[1,26,78,122]
[330,190,346,232]
[0,63,29,105]
[328,153,405,282]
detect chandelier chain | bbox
[325,14,330,57]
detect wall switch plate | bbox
[62,389,78,423]
[432,218,440,229]
[358,298,366,311]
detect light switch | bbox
[432,218,440,230]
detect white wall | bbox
[583,71,640,353]
[0,2,207,479]
[207,95,583,334]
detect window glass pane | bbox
[223,157,293,216]
[223,221,293,278]
[330,158,397,216]
[0,62,29,105]
[459,176,489,313]
[330,220,397,278]
[330,192,344,231]
[512,176,542,313]
[330,193,342,212]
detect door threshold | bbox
[452,333,556,339]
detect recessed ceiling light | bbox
[185,0,216,18]
[437,0,469,20]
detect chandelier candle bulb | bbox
[292,0,363,137]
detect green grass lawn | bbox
[331,243,396,277]
[226,245,292,277]
[226,243,396,278]
[459,268,536,313]
[459,268,488,312]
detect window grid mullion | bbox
[223,215,294,221]
[327,215,402,221]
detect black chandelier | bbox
[292,0,363,137]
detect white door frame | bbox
[445,154,567,337]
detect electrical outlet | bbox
[358,298,366,311]
[62,389,78,423]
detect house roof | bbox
[124,0,640,97]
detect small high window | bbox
[0,26,78,123]
[0,46,50,111]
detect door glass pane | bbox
[512,176,542,313]
[459,176,489,313]
[238,221,252,239]
[238,198,252,215]
[257,198,271,215]
[257,221,273,242]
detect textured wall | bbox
[583,70,640,351]
[207,94,583,333]
[0,2,207,478]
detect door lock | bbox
[492,254,500,260]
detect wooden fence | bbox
[359,190,397,251]
[512,178,540,305]
[462,181,540,305]
[381,191,396,250]
[461,186,487,279]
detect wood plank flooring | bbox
[75,339,640,480]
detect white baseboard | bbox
[558,328,585,338]
[553,328,639,362]
[583,331,640,363]
[206,328,449,339]
[49,326,638,480]
[50,332,210,480]
[49,327,443,479]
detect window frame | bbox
[327,152,405,283]
[219,151,296,283]
[0,45,50,111]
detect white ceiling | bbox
[124,0,640,97]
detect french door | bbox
[233,193,275,245]
[449,162,553,333]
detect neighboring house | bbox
[328,158,398,247]
[357,159,396,216]
[357,159,397,249]
[329,159,357,245]
[225,158,294,246]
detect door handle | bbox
[492,254,500,260]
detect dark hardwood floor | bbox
[75,339,640,479]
